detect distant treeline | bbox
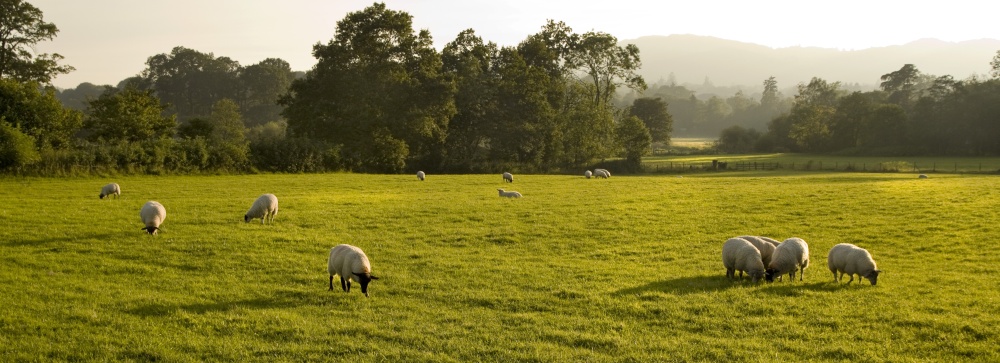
[3,3,1000,176]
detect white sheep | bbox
[99,183,121,199]
[139,201,166,235]
[244,194,278,224]
[497,188,522,198]
[585,170,593,179]
[759,236,782,247]
[503,172,513,183]
[597,168,611,178]
[827,243,881,286]
[766,237,810,282]
[593,169,610,179]
[328,244,379,297]
[417,171,425,181]
[722,237,766,282]
[738,235,777,267]
[918,174,928,179]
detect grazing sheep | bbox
[594,169,611,178]
[99,183,121,199]
[328,244,379,297]
[722,238,766,282]
[585,170,593,179]
[139,201,166,235]
[503,172,513,183]
[497,188,522,198]
[417,171,426,181]
[244,194,278,224]
[828,243,881,286]
[738,235,778,267]
[758,236,782,247]
[765,237,810,282]
[918,174,928,179]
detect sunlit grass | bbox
[1,173,998,361]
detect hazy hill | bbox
[626,35,1000,90]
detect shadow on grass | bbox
[126,289,313,317]
[3,233,121,248]
[615,275,744,296]
[616,276,841,296]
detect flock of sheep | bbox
[722,236,881,285]
[100,171,882,300]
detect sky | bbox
[30,0,1000,89]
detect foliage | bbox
[0,78,82,149]
[615,114,651,168]
[0,119,39,169]
[715,125,761,153]
[1,173,998,361]
[0,0,74,83]
[206,98,249,170]
[84,86,176,142]
[628,97,673,143]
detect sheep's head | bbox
[244,214,251,223]
[141,226,159,235]
[764,268,778,282]
[865,270,881,286]
[99,193,106,199]
[354,272,379,297]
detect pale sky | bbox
[31,0,1000,89]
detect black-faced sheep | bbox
[827,243,881,285]
[140,201,166,235]
[765,237,810,282]
[722,237,766,282]
[328,244,379,297]
[244,194,278,224]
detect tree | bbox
[85,86,175,142]
[238,58,294,126]
[441,29,498,169]
[567,31,646,106]
[281,3,455,172]
[880,64,920,109]
[991,50,1000,79]
[0,0,74,83]
[141,46,240,120]
[0,78,81,149]
[0,118,39,170]
[615,115,651,169]
[206,98,249,169]
[716,125,761,153]
[628,97,673,143]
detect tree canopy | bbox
[0,0,73,84]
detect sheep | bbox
[244,194,278,224]
[497,188,522,198]
[593,169,610,179]
[585,170,593,179]
[918,174,928,179]
[417,171,425,181]
[765,237,810,282]
[827,243,881,286]
[738,235,778,267]
[99,183,120,199]
[328,244,379,297]
[503,172,513,183]
[721,237,766,282]
[139,201,166,235]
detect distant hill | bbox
[625,35,1000,89]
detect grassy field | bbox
[645,153,1000,173]
[1,172,998,362]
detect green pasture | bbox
[645,153,1000,173]
[1,172,998,361]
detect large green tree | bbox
[0,0,73,83]
[441,29,498,169]
[141,47,240,120]
[615,115,652,169]
[237,58,294,127]
[0,78,81,149]
[85,86,175,142]
[568,31,646,106]
[281,3,455,172]
[206,98,249,169]
[628,97,672,143]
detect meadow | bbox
[1,172,998,362]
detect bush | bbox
[0,122,41,171]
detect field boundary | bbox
[644,159,1000,174]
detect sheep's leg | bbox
[847,274,854,284]
[726,268,734,279]
[831,271,838,282]
[329,275,334,291]
[789,271,796,281]
[799,267,804,281]
[738,271,744,279]
[340,277,349,292]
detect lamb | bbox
[328,244,379,297]
[139,201,166,235]
[244,194,279,224]
[721,237,766,282]
[497,188,522,198]
[99,183,120,199]
[585,170,593,179]
[765,237,810,282]
[827,243,881,285]
[738,235,777,267]
[503,172,513,183]
[417,171,425,181]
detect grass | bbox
[644,153,1000,173]
[1,172,999,362]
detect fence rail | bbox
[644,160,999,174]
